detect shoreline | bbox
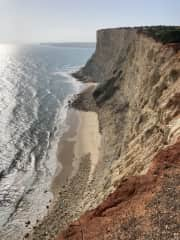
[51,83,100,195]
[30,88,101,240]
[51,106,101,194]
[51,109,79,195]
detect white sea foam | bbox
[46,65,83,178]
[52,65,83,92]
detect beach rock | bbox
[24,233,29,238]
[25,220,31,226]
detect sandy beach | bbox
[29,102,101,240]
[51,109,79,194]
[74,111,101,181]
[52,107,101,193]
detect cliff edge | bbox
[58,27,180,239]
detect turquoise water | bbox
[0,44,94,239]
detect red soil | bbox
[57,140,180,240]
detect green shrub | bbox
[138,26,180,44]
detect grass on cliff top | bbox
[138,26,180,44]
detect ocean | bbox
[0,44,94,239]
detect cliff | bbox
[59,27,180,239]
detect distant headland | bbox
[40,42,96,48]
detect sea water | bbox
[0,44,94,239]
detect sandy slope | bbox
[74,111,101,181]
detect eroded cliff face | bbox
[73,29,138,82]
[59,28,180,239]
[73,28,180,200]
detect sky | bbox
[0,0,179,43]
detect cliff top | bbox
[139,26,180,44]
[98,26,180,44]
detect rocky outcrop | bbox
[59,27,180,239]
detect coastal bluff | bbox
[30,27,180,240]
[59,27,180,239]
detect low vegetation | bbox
[139,26,180,44]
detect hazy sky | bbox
[0,0,179,43]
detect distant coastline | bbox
[40,42,96,48]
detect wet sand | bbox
[51,109,79,194]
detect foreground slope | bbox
[58,140,180,239]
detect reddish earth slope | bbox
[57,140,180,240]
